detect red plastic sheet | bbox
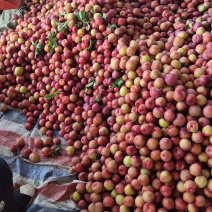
[0,0,21,10]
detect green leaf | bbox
[44,93,56,99]
[31,41,37,46]
[55,145,61,152]
[52,40,58,54]
[177,6,181,12]
[75,23,82,27]
[112,78,124,88]
[47,31,58,55]
[82,10,87,20]
[76,11,89,22]
[32,41,44,58]
[50,151,55,155]
[35,45,44,58]
[34,180,40,187]
[55,20,69,33]
[59,11,67,17]
[94,97,100,103]
[44,90,60,99]
[86,39,96,51]
[102,13,107,20]
[80,11,84,20]
[103,35,109,40]
[58,23,68,33]
[181,62,186,67]
[95,151,101,160]
[58,25,64,33]
[76,10,93,31]
[77,11,87,21]
[37,44,44,49]
[47,31,55,40]
[85,79,95,89]
[91,7,95,14]
[108,24,117,29]
[87,23,91,30]
[76,12,82,21]
[50,145,62,156]
[13,152,19,157]
[55,20,62,25]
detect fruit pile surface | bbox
[1,0,212,211]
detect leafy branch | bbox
[91,7,95,14]
[94,93,102,103]
[75,10,93,30]
[44,90,60,99]
[59,11,67,17]
[55,20,69,33]
[95,151,101,160]
[85,79,95,89]
[47,30,58,55]
[177,6,181,13]
[108,24,117,30]
[86,39,96,51]
[31,41,44,58]
[102,13,107,20]
[77,10,88,21]
[103,35,109,40]
[50,145,62,156]
[112,78,124,88]
[31,40,38,46]
[94,97,100,103]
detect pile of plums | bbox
[10,136,62,162]
[1,0,212,211]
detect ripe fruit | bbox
[21,148,32,159]
[41,147,51,157]
[1,104,8,113]
[43,137,53,146]
[29,153,40,163]
[66,146,75,156]
[33,138,43,148]
[14,67,24,76]
[15,137,25,148]
[10,145,18,153]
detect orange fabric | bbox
[0,0,21,10]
